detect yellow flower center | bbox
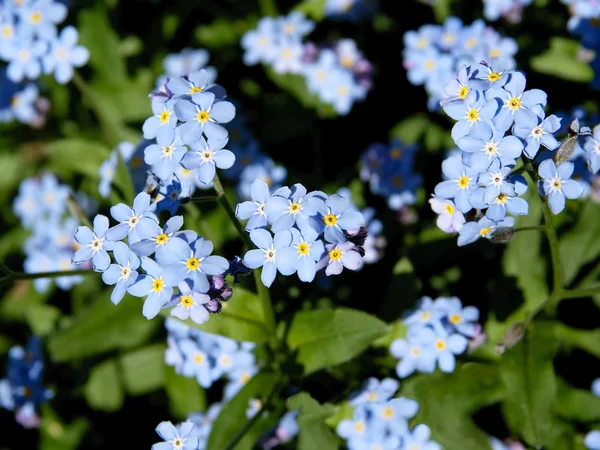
[316,70,327,81]
[367,392,378,401]
[156,233,168,245]
[2,26,13,38]
[488,72,501,82]
[329,249,342,261]
[392,175,404,186]
[336,85,349,96]
[30,12,42,24]
[282,48,293,59]
[410,346,421,357]
[424,59,435,71]
[435,339,447,351]
[289,202,301,214]
[160,111,170,123]
[197,111,210,123]
[190,86,202,94]
[466,37,477,48]
[420,311,431,321]
[417,38,428,49]
[219,354,233,367]
[56,48,68,61]
[180,295,194,307]
[194,353,204,364]
[449,313,462,324]
[532,126,543,137]
[240,372,251,383]
[443,33,455,43]
[390,148,402,159]
[324,214,337,226]
[382,407,395,419]
[480,227,493,237]
[459,86,469,99]
[186,257,200,271]
[91,238,102,250]
[121,266,131,278]
[128,216,139,227]
[355,421,366,433]
[297,242,309,255]
[495,193,508,204]
[173,438,183,450]
[485,143,498,155]
[467,109,479,122]
[265,249,276,261]
[508,97,521,110]
[152,278,164,292]
[341,55,353,68]
[552,178,562,190]
[444,203,455,215]
[283,23,295,34]
[490,48,501,58]
[458,176,470,189]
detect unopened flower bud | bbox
[491,227,515,244]
[495,322,526,354]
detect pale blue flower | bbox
[538,159,585,214]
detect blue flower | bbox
[435,297,480,337]
[235,179,275,231]
[127,256,174,319]
[143,128,187,181]
[174,92,235,144]
[5,36,46,82]
[349,377,399,406]
[241,17,278,65]
[457,216,514,246]
[163,48,210,77]
[167,280,210,325]
[130,216,193,264]
[237,159,287,201]
[155,177,190,216]
[42,25,89,83]
[403,424,442,450]
[277,224,325,282]
[422,325,468,373]
[17,0,67,39]
[178,339,213,388]
[434,157,478,213]
[142,99,178,142]
[264,183,314,232]
[442,95,499,142]
[152,421,199,450]
[457,125,523,170]
[166,69,225,100]
[584,125,600,174]
[162,237,229,291]
[390,330,437,378]
[307,193,364,243]
[242,228,295,287]
[181,134,235,185]
[101,241,140,305]
[538,159,585,214]
[316,241,362,276]
[371,397,419,436]
[105,192,158,243]
[513,109,561,159]
[71,214,115,272]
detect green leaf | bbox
[287,392,340,450]
[401,363,504,450]
[287,308,389,374]
[556,324,600,359]
[195,16,258,49]
[47,294,160,361]
[165,365,207,420]
[40,405,89,450]
[119,344,167,395]
[389,114,429,145]
[293,0,327,21]
[1,280,54,322]
[78,6,126,82]
[556,378,600,422]
[324,400,353,429]
[84,359,124,411]
[559,202,600,285]
[207,372,280,450]
[26,303,61,336]
[170,286,269,343]
[503,190,548,314]
[264,66,337,118]
[530,37,594,83]
[45,139,111,181]
[500,322,558,448]
[432,0,452,22]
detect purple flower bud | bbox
[220,285,233,301]
[210,275,225,290]
[204,299,222,314]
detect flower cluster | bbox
[140,54,236,209]
[403,17,518,110]
[0,1,89,84]
[389,296,481,378]
[241,12,372,115]
[165,318,257,397]
[0,66,48,126]
[70,192,231,321]
[13,172,95,293]
[235,179,367,287]
[561,0,600,19]
[336,377,441,450]
[359,137,423,213]
[482,0,532,23]
[0,337,53,429]
[429,60,587,246]
[565,6,600,89]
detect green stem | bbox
[0,269,95,288]
[212,174,276,335]
[513,226,545,233]
[258,0,278,16]
[187,196,218,204]
[0,262,15,275]
[523,158,563,315]
[561,285,600,300]
[223,375,284,450]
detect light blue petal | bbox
[538,159,557,180]
[249,228,273,250]
[261,262,277,287]
[127,275,152,297]
[105,223,129,242]
[92,250,111,272]
[243,249,265,269]
[236,201,258,219]
[548,190,565,214]
[296,256,316,282]
[201,255,229,275]
[562,179,584,199]
[101,265,121,285]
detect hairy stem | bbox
[0,269,95,288]
[561,285,600,300]
[212,174,276,335]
